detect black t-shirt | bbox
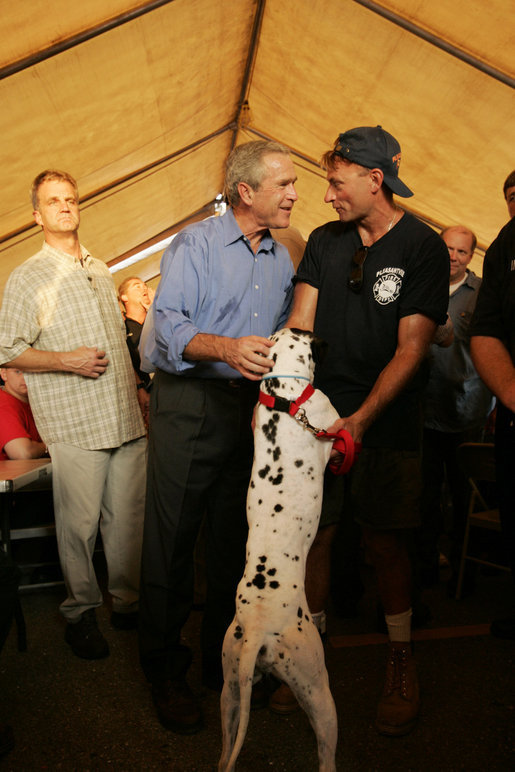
[297,212,449,449]
[470,217,515,366]
[125,317,151,388]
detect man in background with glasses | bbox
[286,126,449,736]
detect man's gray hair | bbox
[224,140,291,207]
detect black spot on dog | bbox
[258,465,270,478]
[252,574,266,589]
[279,652,285,659]
[273,447,281,461]
[269,473,283,485]
[269,581,280,589]
[297,607,303,618]
[295,459,303,467]
[297,354,306,364]
[246,582,251,587]
[294,556,299,561]
[256,564,265,572]
[267,568,276,576]
[234,627,243,640]
[250,480,255,488]
[259,555,267,562]
[274,504,283,513]
[259,646,267,656]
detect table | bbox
[0,458,52,493]
[0,459,55,650]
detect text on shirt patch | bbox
[373,266,404,305]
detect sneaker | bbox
[376,642,419,736]
[152,679,203,734]
[269,682,300,715]
[65,609,109,660]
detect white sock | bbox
[312,610,326,635]
[384,608,412,643]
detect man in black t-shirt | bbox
[286,126,449,736]
[470,217,515,640]
[118,276,153,426]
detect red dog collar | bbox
[258,383,315,417]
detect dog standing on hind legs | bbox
[219,327,347,772]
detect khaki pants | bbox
[49,437,146,622]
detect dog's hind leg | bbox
[273,627,338,772]
[219,676,240,772]
[301,673,338,772]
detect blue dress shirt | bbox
[140,209,294,378]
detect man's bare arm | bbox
[471,335,515,412]
[1,346,108,379]
[286,282,319,331]
[183,334,275,381]
[329,313,437,443]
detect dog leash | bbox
[316,428,361,475]
[258,386,361,475]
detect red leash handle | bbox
[316,428,362,475]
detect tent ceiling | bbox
[1,0,513,297]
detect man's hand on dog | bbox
[222,336,276,380]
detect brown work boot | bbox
[376,642,419,736]
[152,678,203,734]
[269,682,300,715]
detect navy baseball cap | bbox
[333,125,413,198]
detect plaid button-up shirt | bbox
[0,242,145,449]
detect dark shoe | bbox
[152,679,203,734]
[376,642,419,736]
[269,682,300,715]
[65,609,109,660]
[111,610,138,630]
[0,725,14,758]
[490,616,515,640]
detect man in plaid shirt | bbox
[0,170,146,660]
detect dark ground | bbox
[1,552,514,772]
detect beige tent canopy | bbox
[1,0,513,296]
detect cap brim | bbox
[383,174,413,198]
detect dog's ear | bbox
[311,335,328,365]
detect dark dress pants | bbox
[139,370,258,684]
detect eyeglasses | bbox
[347,246,369,293]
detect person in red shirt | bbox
[0,368,46,460]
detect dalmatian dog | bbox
[219,327,343,772]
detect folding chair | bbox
[455,442,510,600]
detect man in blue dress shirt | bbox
[138,140,298,733]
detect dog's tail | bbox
[222,632,265,772]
